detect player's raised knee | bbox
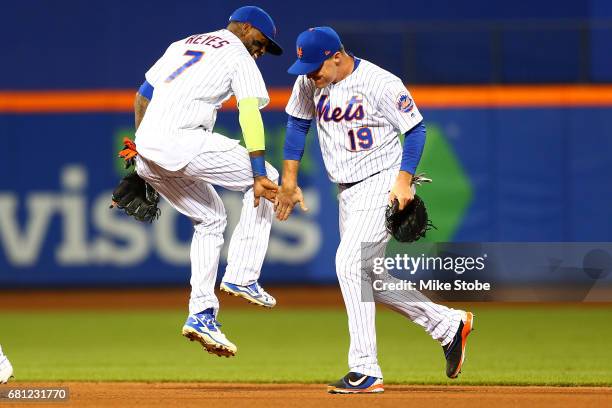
[194,210,227,234]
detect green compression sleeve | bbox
[238,97,265,152]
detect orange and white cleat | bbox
[443,311,475,378]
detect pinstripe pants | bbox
[136,142,279,316]
[337,168,462,379]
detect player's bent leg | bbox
[374,283,464,344]
[136,157,239,355]
[344,169,476,378]
[186,144,279,307]
[372,267,474,377]
[379,294,474,377]
[220,196,276,308]
[221,176,276,307]
[137,157,227,315]
[223,183,275,284]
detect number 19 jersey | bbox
[285,58,423,184]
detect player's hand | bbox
[389,171,414,211]
[253,176,279,207]
[274,185,308,221]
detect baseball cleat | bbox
[327,372,384,394]
[220,281,276,308]
[0,345,14,384]
[443,311,475,378]
[181,309,237,358]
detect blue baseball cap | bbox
[229,6,283,56]
[288,27,342,75]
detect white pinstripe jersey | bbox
[286,58,423,183]
[135,29,269,171]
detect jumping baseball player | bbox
[0,345,13,383]
[132,6,283,358]
[275,27,474,393]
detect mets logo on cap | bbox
[397,92,414,113]
[297,47,303,59]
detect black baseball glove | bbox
[110,172,161,223]
[385,194,435,242]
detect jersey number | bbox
[165,50,204,83]
[348,127,373,150]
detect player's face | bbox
[242,26,269,59]
[306,54,340,88]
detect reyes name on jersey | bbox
[286,58,423,183]
[135,29,269,171]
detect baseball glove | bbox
[110,172,161,223]
[385,194,435,243]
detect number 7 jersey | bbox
[136,29,269,171]
[285,58,423,183]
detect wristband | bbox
[250,155,267,178]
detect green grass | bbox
[1,307,611,385]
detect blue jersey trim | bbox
[138,80,154,100]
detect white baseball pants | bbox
[336,168,463,378]
[136,140,278,316]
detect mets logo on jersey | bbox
[397,92,414,113]
[297,47,303,59]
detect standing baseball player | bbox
[132,6,283,358]
[275,27,474,393]
[0,345,13,383]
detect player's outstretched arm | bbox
[275,114,311,220]
[275,160,308,221]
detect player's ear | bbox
[332,51,342,65]
[242,22,253,35]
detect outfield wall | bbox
[1,86,611,286]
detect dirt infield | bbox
[1,383,610,408]
[2,288,611,407]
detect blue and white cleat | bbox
[327,372,384,394]
[181,309,237,358]
[220,281,277,308]
[0,345,14,384]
